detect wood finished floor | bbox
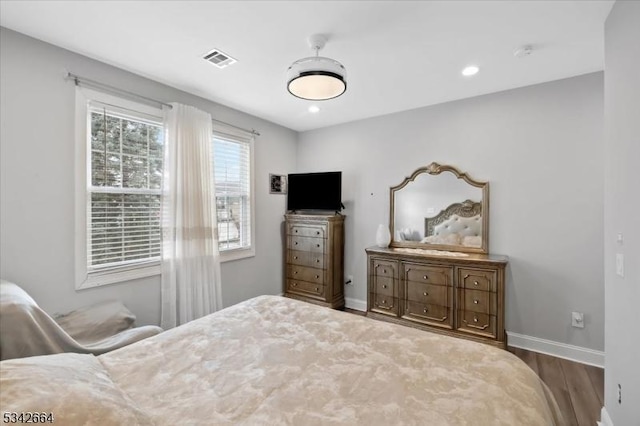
[343,308,604,426]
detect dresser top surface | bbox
[285,213,345,222]
[365,246,508,265]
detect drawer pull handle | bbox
[292,282,297,287]
[423,275,428,280]
[316,259,320,263]
[315,287,319,292]
[315,275,319,279]
[294,271,298,275]
[316,231,320,235]
[423,292,428,296]
[293,256,298,260]
[423,308,428,313]
[295,229,298,233]
[382,299,386,304]
[463,317,490,330]
[474,281,479,286]
[295,242,298,245]
[316,244,320,248]
[383,269,387,274]
[382,284,387,289]
[473,299,479,304]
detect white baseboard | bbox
[598,407,613,426]
[507,331,604,368]
[345,297,367,311]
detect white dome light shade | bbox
[287,56,347,100]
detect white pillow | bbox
[462,235,482,247]
[421,233,462,245]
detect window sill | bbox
[76,249,253,290]
[77,263,161,290]
[220,246,255,263]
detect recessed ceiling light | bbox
[462,65,479,76]
[308,105,320,113]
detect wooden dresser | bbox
[284,214,345,309]
[366,247,508,348]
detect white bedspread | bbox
[1,295,563,425]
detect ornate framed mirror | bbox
[389,162,489,254]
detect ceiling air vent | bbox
[203,48,237,69]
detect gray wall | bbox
[0,28,298,325]
[604,2,640,423]
[298,72,604,351]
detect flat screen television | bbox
[287,172,342,212]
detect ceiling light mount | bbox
[287,34,347,101]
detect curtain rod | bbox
[66,72,261,136]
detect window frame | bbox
[75,87,164,289]
[213,126,256,262]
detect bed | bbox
[421,199,483,248]
[0,295,563,425]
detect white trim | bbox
[345,297,367,311]
[78,264,161,290]
[598,406,613,426]
[219,247,255,263]
[507,331,605,368]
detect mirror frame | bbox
[389,162,490,254]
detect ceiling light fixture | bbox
[308,105,320,113]
[287,34,347,101]
[462,65,479,76]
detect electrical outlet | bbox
[345,275,354,286]
[571,311,584,328]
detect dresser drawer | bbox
[288,224,326,239]
[287,265,324,285]
[287,279,324,297]
[459,289,495,315]
[289,236,325,253]
[370,293,398,316]
[457,310,496,338]
[372,259,397,278]
[459,268,497,292]
[404,264,452,286]
[405,282,451,307]
[403,302,452,328]
[288,250,325,269]
[374,277,394,297]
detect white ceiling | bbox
[0,1,613,132]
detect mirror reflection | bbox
[390,163,488,253]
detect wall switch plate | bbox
[616,253,624,277]
[571,311,584,328]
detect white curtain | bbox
[160,103,222,329]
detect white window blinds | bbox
[87,104,163,272]
[213,132,252,252]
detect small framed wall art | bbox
[269,174,287,194]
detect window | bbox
[76,88,164,288]
[75,88,255,288]
[213,129,255,261]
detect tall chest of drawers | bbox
[284,214,345,309]
[366,247,508,348]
